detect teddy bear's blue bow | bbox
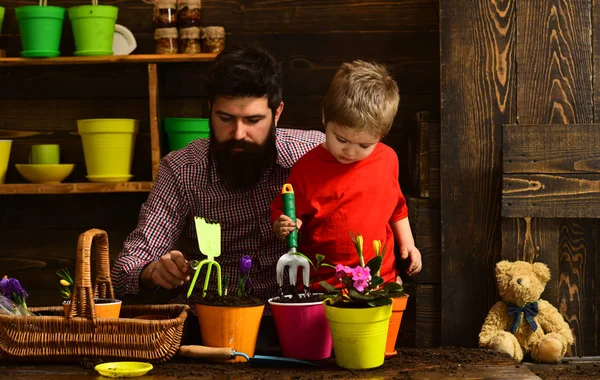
[507,301,539,334]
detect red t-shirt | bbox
[270,143,408,291]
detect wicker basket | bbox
[0,228,189,363]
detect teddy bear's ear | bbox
[532,262,551,283]
[495,260,511,274]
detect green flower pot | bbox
[164,118,210,151]
[15,6,66,58]
[0,7,5,35]
[68,5,118,56]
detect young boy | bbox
[270,60,422,291]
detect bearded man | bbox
[111,45,324,307]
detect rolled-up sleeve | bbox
[111,157,189,296]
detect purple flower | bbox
[239,255,252,277]
[352,266,371,282]
[246,277,252,290]
[0,276,28,305]
[353,279,369,292]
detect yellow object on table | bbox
[95,362,153,377]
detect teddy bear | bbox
[479,260,574,363]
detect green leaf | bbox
[292,252,316,271]
[315,254,325,263]
[319,281,338,293]
[367,298,393,307]
[349,289,374,300]
[384,282,404,293]
[370,276,384,287]
[366,255,382,274]
[320,263,336,269]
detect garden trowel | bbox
[275,183,310,290]
[179,345,316,367]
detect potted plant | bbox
[190,255,265,362]
[187,217,264,363]
[57,268,121,318]
[268,253,335,361]
[320,232,406,370]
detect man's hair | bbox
[322,60,400,138]
[204,44,283,114]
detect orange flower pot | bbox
[385,294,408,358]
[63,298,122,318]
[196,303,265,363]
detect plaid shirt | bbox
[111,128,325,305]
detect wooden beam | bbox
[0,54,218,67]
[502,174,600,218]
[440,0,515,346]
[503,124,600,174]
[147,64,161,180]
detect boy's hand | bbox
[272,214,303,241]
[399,246,422,276]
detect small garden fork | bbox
[187,216,222,298]
[275,184,310,290]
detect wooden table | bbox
[0,350,544,380]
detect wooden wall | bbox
[0,0,441,348]
[441,0,600,356]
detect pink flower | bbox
[352,266,371,281]
[336,264,353,274]
[353,279,369,292]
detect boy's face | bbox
[323,122,380,164]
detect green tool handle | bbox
[282,190,297,250]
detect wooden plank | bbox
[147,64,161,180]
[500,218,561,304]
[163,31,440,98]
[407,196,440,284]
[503,124,600,174]
[415,284,441,348]
[407,112,440,199]
[0,53,218,66]
[0,64,149,100]
[440,0,515,346]
[0,182,152,194]
[1,0,440,36]
[558,220,597,357]
[508,0,596,358]
[502,174,600,218]
[516,2,594,125]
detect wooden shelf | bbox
[0,182,153,195]
[0,53,219,67]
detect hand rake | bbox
[187,216,222,298]
[275,184,310,290]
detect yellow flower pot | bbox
[77,118,139,182]
[324,300,392,370]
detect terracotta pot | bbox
[196,303,264,363]
[62,298,122,318]
[385,294,409,358]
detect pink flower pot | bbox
[268,294,332,360]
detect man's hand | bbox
[272,214,303,242]
[399,246,423,276]
[141,250,191,290]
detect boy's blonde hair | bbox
[322,60,400,138]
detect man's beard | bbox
[210,121,277,191]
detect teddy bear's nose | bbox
[517,278,522,285]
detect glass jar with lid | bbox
[155,27,179,54]
[153,0,178,28]
[201,26,226,54]
[179,26,201,54]
[177,0,201,28]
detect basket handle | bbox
[67,228,115,320]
